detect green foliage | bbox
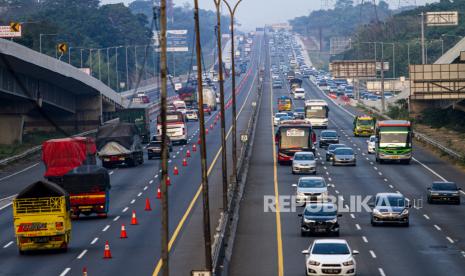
[386,99,409,120]
[419,107,465,132]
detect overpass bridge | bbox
[0,38,124,144]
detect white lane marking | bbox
[355,224,361,230]
[113,216,120,222]
[328,177,332,181]
[396,191,401,194]
[434,225,441,231]
[362,153,366,156]
[321,162,324,165]
[130,199,136,204]
[144,186,148,191]
[378,172,382,176]
[102,225,110,232]
[350,214,355,219]
[362,236,368,243]
[0,163,39,182]
[137,192,142,197]
[447,236,455,244]
[155,175,159,178]
[370,250,377,258]
[122,207,129,213]
[3,241,13,248]
[423,214,430,220]
[325,172,329,175]
[412,157,447,182]
[90,237,99,245]
[149,180,154,184]
[366,157,370,160]
[159,169,162,173]
[389,185,394,189]
[59,268,71,276]
[373,167,378,170]
[109,171,114,175]
[323,166,327,170]
[77,249,88,259]
[0,202,13,211]
[379,268,386,276]
[168,160,172,163]
[335,190,339,194]
[384,178,388,182]
[176,151,180,154]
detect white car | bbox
[185,110,198,121]
[273,112,289,126]
[293,176,328,206]
[294,88,305,100]
[367,135,376,154]
[292,152,317,175]
[302,239,358,276]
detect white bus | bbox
[304,99,329,128]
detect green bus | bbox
[375,120,412,164]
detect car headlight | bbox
[297,192,305,197]
[343,260,354,266]
[304,218,315,223]
[430,192,439,196]
[401,209,409,216]
[372,209,381,215]
[326,218,337,223]
[309,260,320,266]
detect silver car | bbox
[293,177,328,206]
[292,152,317,175]
[332,147,356,166]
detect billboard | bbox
[0,25,21,38]
[329,60,376,78]
[153,30,188,52]
[330,37,351,55]
[426,11,459,26]
[410,64,465,100]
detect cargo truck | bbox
[202,87,217,111]
[96,122,144,168]
[116,107,151,143]
[13,180,72,254]
[177,87,197,108]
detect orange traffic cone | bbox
[210,124,213,129]
[103,241,112,259]
[186,150,191,158]
[206,128,209,135]
[173,166,179,175]
[120,224,128,238]
[166,176,171,186]
[192,144,197,152]
[197,138,201,145]
[182,158,187,167]
[83,267,88,276]
[145,198,152,211]
[131,211,138,225]
[157,187,162,198]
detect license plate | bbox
[314,228,326,233]
[391,155,400,159]
[33,237,49,243]
[78,206,93,210]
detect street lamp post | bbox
[125,46,130,89]
[107,48,111,85]
[223,0,242,186]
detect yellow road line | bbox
[152,62,258,276]
[269,51,284,276]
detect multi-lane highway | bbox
[230,33,465,276]
[0,33,264,276]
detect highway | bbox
[230,33,465,276]
[0,33,264,276]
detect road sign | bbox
[154,30,189,52]
[329,60,376,78]
[10,22,21,32]
[0,25,21,38]
[240,133,248,143]
[376,62,390,71]
[57,43,68,54]
[426,11,458,26]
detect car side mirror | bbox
[292,184,297,187]
[427,187,431,190]
[298,213,302,217]
[301,249,309,255]
[368,203,375,208]
[458,188,462,190]
[407,203,412,208]
[352,250,359,255]
[337,214,342,217]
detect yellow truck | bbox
[353,115,376,136]
[13,180,72,254]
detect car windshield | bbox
[304,205,337,216]
[149,141,161,147]
[328,144,345,151]
[358,119,374,126]
[376,196,407,207]
[275,113,287,118]
[295,108,304,113]
[294,153,314,160]
[322,131,337,138]
[312,243,350,255]
[432,182,457,191]
[298,178,326,188]
[334,148,353,155]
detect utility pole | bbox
[125,46,130,89]
[420,12,425,64]
[98,49,101,80]
[194,0,212,271]
[380,43,386,113]
[107,48,111,85]
[158,1,170,276]
[115,47,120,91]
[224,0,242,186]
[214,0,229,212]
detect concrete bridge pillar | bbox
[0,114,24,144]
[74,94,102,132]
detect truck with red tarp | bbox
[177,86,197,108]
[42,137,111,218]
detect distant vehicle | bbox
[293,107,305,119]
[375,120,412,164]
[360,132,374,152]
[292,176,328,205]
[215,92,221,104]
[304,100,329,128]
[370,192,410,226]
[117,107,151,143]
[326,143,347,161]
[318,130,339,148]
[332,147,356,166]
[383,92,394,99]
[289,78,303,94]
[97,122,144,168]
[202,87,217,111]
[147,136,173,159]
[273,112,289,126]
[275,120,316,164]
[13,180,72,254]
[172,100,187,114]
[292,151,317,175]
[157,111,188,144]
[294,88,305,100]
[302,239,358,276]
[367,95,378,101]
[427,182,461,204]
[353,115,375,137]
[185,109,199,121]
[203,104,212,115]
[277,95,292,111]
[272,79,283,88]
[177,87,197,108]
[298,202,341,236]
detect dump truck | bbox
[96,122,144,168]
[177,87,197,108]
[116,107,151,143]
[13,180,72,254]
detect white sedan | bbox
[302,239,358,276]
[273,112,289,126]
[367,135,376,154]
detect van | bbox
[294,88,305,100]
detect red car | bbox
[203,104,212,115]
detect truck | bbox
[13,180,72,254]
[177,87,197,108]
[96,122,144,168]
[375,120,413,164]
[353,115,376,136]
[202,87,217,111]
[289,78,303,94]
[116,107,151,143]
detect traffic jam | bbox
[269,30,462,276]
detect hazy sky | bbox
[103,0,434,31]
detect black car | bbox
[326,144,347,161]
[318,130,339,148]
[298,202,341,236]
[293,107,305,119]
[147,137,173,159]
[427,182,461,204]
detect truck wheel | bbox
[102,161,112,169]
[18,248,25,255]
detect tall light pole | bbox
[39,33,57,54]
[213,0,229,212]
[125,46,130,89]
[194,0,213,271]
[223,0,242,186]
[106,48,111,85]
